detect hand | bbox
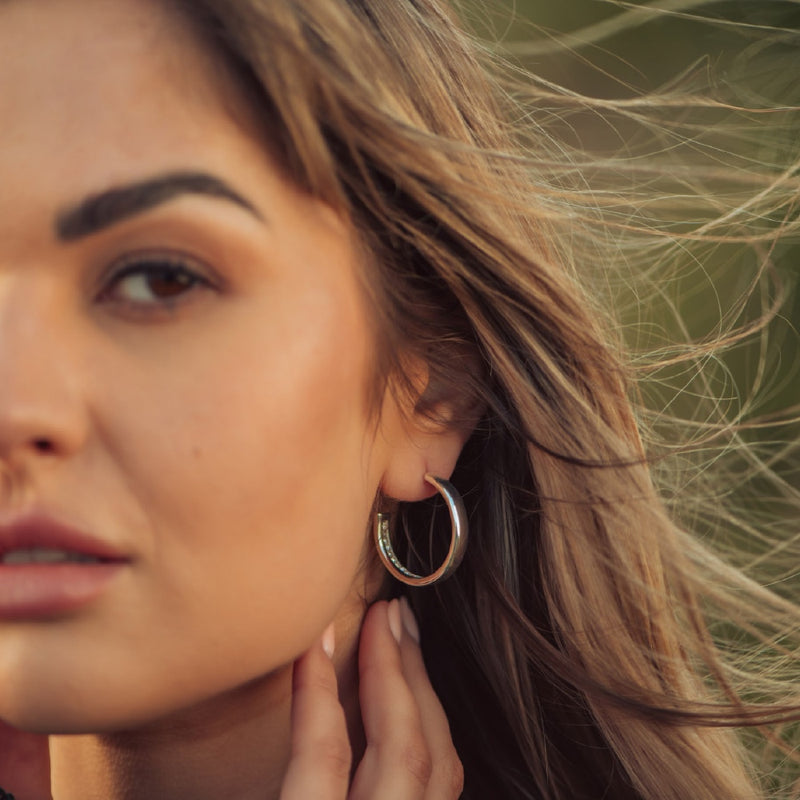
[279,598,464,799]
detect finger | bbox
[349,599,433,800]
[396,597,464,799]
[279,625,352,800]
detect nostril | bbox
[33,438,55,453]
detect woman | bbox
[0,0,798,798]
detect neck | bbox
[48,621,364,800]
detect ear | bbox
[377,390,473,503]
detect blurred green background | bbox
[462,1,800,499]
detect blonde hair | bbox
[174,1,800,797]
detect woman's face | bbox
[0,0,433,732]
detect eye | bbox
[98,253,213,310]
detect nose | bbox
[0,280,89,465]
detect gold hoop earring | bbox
[375,474,468,587]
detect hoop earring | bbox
[375,474,469,587]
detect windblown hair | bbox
[173,1,800,797]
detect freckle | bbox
[191,446,203,460]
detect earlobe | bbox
[376,351,481,502]
[378,402,470,502]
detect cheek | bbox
[4,299,385,732]
[97,286,379,667]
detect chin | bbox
[0,700,94,736]
[0,683,146,736]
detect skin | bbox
[0,0,465,797]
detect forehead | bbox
[0,0,259,220]
[0,0,209,109]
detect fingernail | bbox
[321,622,336,659]
[399,596,420,643]
[387,598,403,644]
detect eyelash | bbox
[97,252,214,314]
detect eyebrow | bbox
[55,171,262,241]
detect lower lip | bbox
[0,563,126,620]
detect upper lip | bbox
[0,513,127,561]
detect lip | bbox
[0,513,128,620]
[0,513,126,561]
